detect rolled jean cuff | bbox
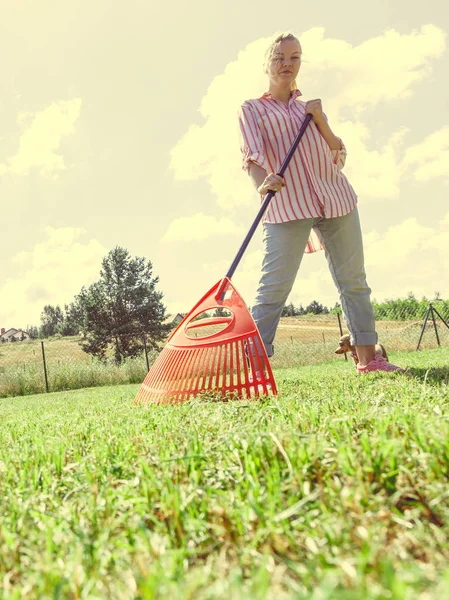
[351,332,378,346]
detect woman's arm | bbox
[239,102,284,195]
[248,162,284,195]
[305,99,341,151]
[313,116,341,151]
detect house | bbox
[171,313,186,325]
[0,328,31,342]
[163,313,186,327]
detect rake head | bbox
[134,278,277,405]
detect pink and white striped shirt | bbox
[238,89,358,253]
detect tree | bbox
[282,302,297,317]
[59,301,86,336]
[26,325,39,339]
[73,247,171,363]
[40,304,64,338]
[304,300,329,315]
[329,302,342,315]
[371,292,432,321]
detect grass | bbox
[0,355,152,399]
[1,347,448,598]
[0,336,90,366]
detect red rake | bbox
[134,277,275,404]
[135,114,312,405]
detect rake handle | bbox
[226,113,312,281]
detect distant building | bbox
[0,328,31,342]
[162,313,186,327]
[171,313,186,325]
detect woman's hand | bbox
[257,173,285,195]
[306,99,325,124]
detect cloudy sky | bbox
[1,0,448,329]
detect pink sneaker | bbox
[357,355,405,374]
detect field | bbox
[0,337,157,398]
[1,347,448,599]
[1,315,447,398]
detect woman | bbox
[238,32,403,374]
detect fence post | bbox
[429,303,441,347]
[416,305,432,351]
[41,341,49,393]
[432,304,449,331]
[336,312,348,361]
[142,332,150,372]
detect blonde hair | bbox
[264,32,301,91]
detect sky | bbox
[1,0,449,329]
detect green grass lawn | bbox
[0,348,448,599]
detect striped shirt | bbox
[238,89,358,253]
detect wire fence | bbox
[270,302,449,369]
[1,302,448,398]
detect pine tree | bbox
[71,247,171,363]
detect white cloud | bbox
[0,227,107,328]
[363,216,449,300]
[169,35,272,211]
[442,212,449,227]
[0,98,82,178]
[298,25,446,120]
[341,123,409,200]
[162,212,245,242]
[169,25,446,210]
[402,125,449,182]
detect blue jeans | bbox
[251,208,377,357]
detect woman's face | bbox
[267,39,301,86]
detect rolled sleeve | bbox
[330,138,347,170]
[238,102,267,172]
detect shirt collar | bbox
[259,89,302,101]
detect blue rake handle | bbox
[216,113,312,300]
